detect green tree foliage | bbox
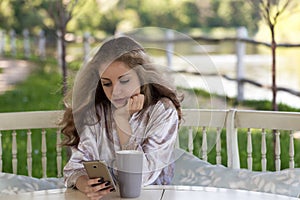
[0,0,15,30]
[207,0,261,34]
[0,0,266,37]
[67,0,103,33]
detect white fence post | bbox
[38,30,46,60]
[9,29,16,57]
[23,29,31,59]
[83,32,90,64]
[226,109,240,169]
[57,30,62,68]
[236,27,247,102]
[0,30,5,56]
[165,29,174,70]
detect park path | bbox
[0,59,32,94]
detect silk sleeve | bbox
[137,99,179,185]
[63,125,100,188]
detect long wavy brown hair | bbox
[60,36,183,148]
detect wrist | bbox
[75,175,89,191]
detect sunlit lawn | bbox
[0,57,68,177]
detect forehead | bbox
[100,61,132,78]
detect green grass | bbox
[0,57,68,177]
[241,99,300,112]
[0,58,63,112]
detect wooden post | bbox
[0,30,5,56]
[38,30,46,60]
[23,29,31,59]
[165,29,174,70]
[83,32,90,64]
[236,27,247,103]
[9,29,16,57]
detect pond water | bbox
[139,39,300,109]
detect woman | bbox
[61,36,182,199]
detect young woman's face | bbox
[100,61,141,108]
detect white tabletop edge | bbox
[143,185,300,199]
[0,186,299,200]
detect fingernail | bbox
[98,177,104,183]
[105,181,111,186]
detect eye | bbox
[101,82,112,87]
[120,79,129,84]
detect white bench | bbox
[0,109,300,178]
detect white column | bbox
[83,32,90,64]
[57,30,62,68]
[38,30,46,60]
[226,109,240,169]
[236,27,248,102]
[23,29,31,59]
[165,29,174,70]
[0,30,5,56]
[9,29,16,57]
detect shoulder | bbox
[149,97,177,116]
[156,97,176,110]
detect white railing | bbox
[0,110,64,178]
[233,110,300,171]
[0,109,300,178]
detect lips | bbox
[112,97,128,107]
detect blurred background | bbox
[1,0,300,176]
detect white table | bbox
[0,185,298,200]
[0,188,164,200]
[157,185,299,200]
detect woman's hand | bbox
[76,175,114,200]
[113,94,144,148]
[128,94,145,116]
[114,94,145,120]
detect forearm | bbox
[115,119,133,149]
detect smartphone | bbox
[83,160,116,191]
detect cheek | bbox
[129,79,141,95]
[102,87,112,100]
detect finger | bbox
[86,186,113,199]
[132,94,144,110]
[132,95,139,108]
[87,177,104,187]
[128,97,133,108]
[137,94,145,109]
[93,181,112,192]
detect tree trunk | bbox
[271,26,277,111]
[61,27,67,97]
[270,25,278,169]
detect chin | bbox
[112,102,126,108]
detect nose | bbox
[112,82,123,97]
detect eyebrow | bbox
[100,77,111,81]
[100,72,131,80]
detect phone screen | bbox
[83,160,116,191]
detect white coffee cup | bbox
[116,150,143,198]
